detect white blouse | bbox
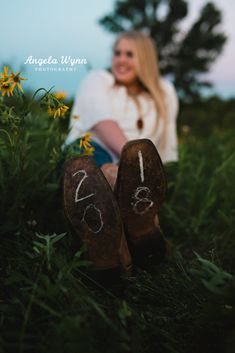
[65,70,179,163]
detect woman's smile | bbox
[112,38,139,87]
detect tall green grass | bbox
[0,97,235,353]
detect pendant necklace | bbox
[136,97,151,132]
[137,116,144,131]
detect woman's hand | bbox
[92,119,128,157]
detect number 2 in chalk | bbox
[72,169,103,234]
[72,169,95,203]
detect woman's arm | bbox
[92,119,128,157]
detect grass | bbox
[0,96,235,353]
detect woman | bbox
[63,31,179,273]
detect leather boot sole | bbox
[63,156,131,271]
[114,139,167,264]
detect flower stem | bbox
[0,128,13,146]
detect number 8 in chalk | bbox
[131,150,154,215]
[132,186,153,215]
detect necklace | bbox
[135,96,151,132]
[137,116,144,131]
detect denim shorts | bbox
[61,138,113,168]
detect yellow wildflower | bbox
[54,91,67,100]
[47,105,54,117]
[59,104,69,116]
[85,146,95,156]
[48,104,69,119]
[9,71,27,93]
[0,66,10,82]
[79,132,93,151]
[0,80,14,97]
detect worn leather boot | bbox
[63,156,132,274]
[114,139,167,266]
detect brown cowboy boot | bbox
[114,139,167,266]
[63,156,132,273]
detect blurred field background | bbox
[0,1,235,352]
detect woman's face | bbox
[112,38,139,87]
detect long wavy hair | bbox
[113,31,168,149]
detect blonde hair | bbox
[113,31,168,149]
